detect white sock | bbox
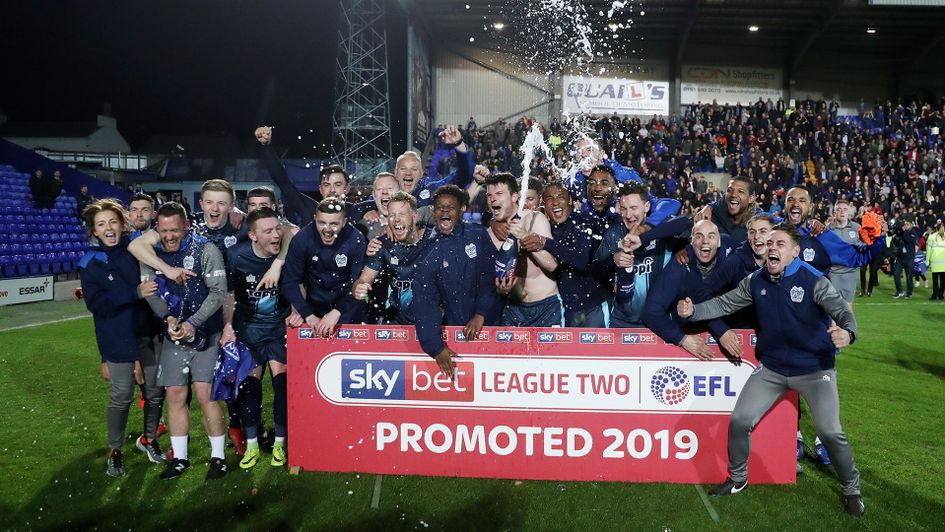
[814,436,822,446]
[274,436,285,444]
[171,436,189,461]
[796,431,803,441]
[209,435,225,459]
[246,437,258,447]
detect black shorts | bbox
[236,321,287,365]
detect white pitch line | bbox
[371,475,383,509]
[694,484,720,523]
[0,314,91,333]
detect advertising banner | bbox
[681,65,783,106]
[562,76,670,116]
[0,276,53,306]
[288,326,797,484]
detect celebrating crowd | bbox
[75,99,945,518]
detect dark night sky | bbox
[0,1,405,157]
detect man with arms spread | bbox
[140,202,228,480]
[412,185,498,378]
[485,173,561,327]
[678,223,864,517]
[783,186,886,276]
[280,198,367,337]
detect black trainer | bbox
[844,494,865,517]
[206,457,228,480]
[708,477,748,496]
[106,448,125,477]
[160,458,191,480]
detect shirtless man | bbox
[485,172,561,327]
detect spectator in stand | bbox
[76,184,95,219]
[29,168,62,209]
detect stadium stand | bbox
[0,164,89,277]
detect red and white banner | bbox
[288,326,797,484]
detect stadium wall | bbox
[433,46,554,129]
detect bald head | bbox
[691,219,721,265]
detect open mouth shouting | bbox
[787,206,804,224]
[766,250,782,273]
[101,230,119,247]
[696,243,714,263]
[727,197,741,215]
[206,211,224,228]
[392,222,408,241]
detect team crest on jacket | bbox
[803,248,815,262]
[465,243,477,258]
[335,254,348,267]
[790,286,805,303]
[849,230,856,239]
[419,189,431,200]
[246,274,256,283]
[390,256,399,265]
[183,255,195,270]
[224,235,237,248]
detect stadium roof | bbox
[413,0,945,72]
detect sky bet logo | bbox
[750,334,757,346]
[298,328,314,339]
[706,334,743,346]
[341,359,474,402]
[621,332,657,344]
[453,330,489,342]
[579,332,614,344]
[537,331,572,343]
[336,328,369,340]
[496,330,530,343]
[375,329,409,341]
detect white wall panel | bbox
[434,47,552,129]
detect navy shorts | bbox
[237,321,287,365]
[501,294,564,327]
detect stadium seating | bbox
[0,164,90,278]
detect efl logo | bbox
[621,332,657,344]
[298,328,314,339]
[454,330,489,342]
[650,366,736,405]
[650,366,690,405]
[579,332,614,344]
[496,330,530,343]
[750,334,757,346]
[537,331,572,344]
[341,359,474,402]
[336,328,369,340]
[375,329,409,341]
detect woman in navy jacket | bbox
[79,199,163,477]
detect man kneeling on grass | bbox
[677,223,865,517]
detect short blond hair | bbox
[201,179,235,201]
[395,151,422,167]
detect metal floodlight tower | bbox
[331,0,392,182]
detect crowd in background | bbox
[447,97,945,233]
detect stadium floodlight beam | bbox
[748,25,759,32]
[331,0,393,181]
[866,27,877,34]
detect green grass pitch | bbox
[1,285,943,530]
